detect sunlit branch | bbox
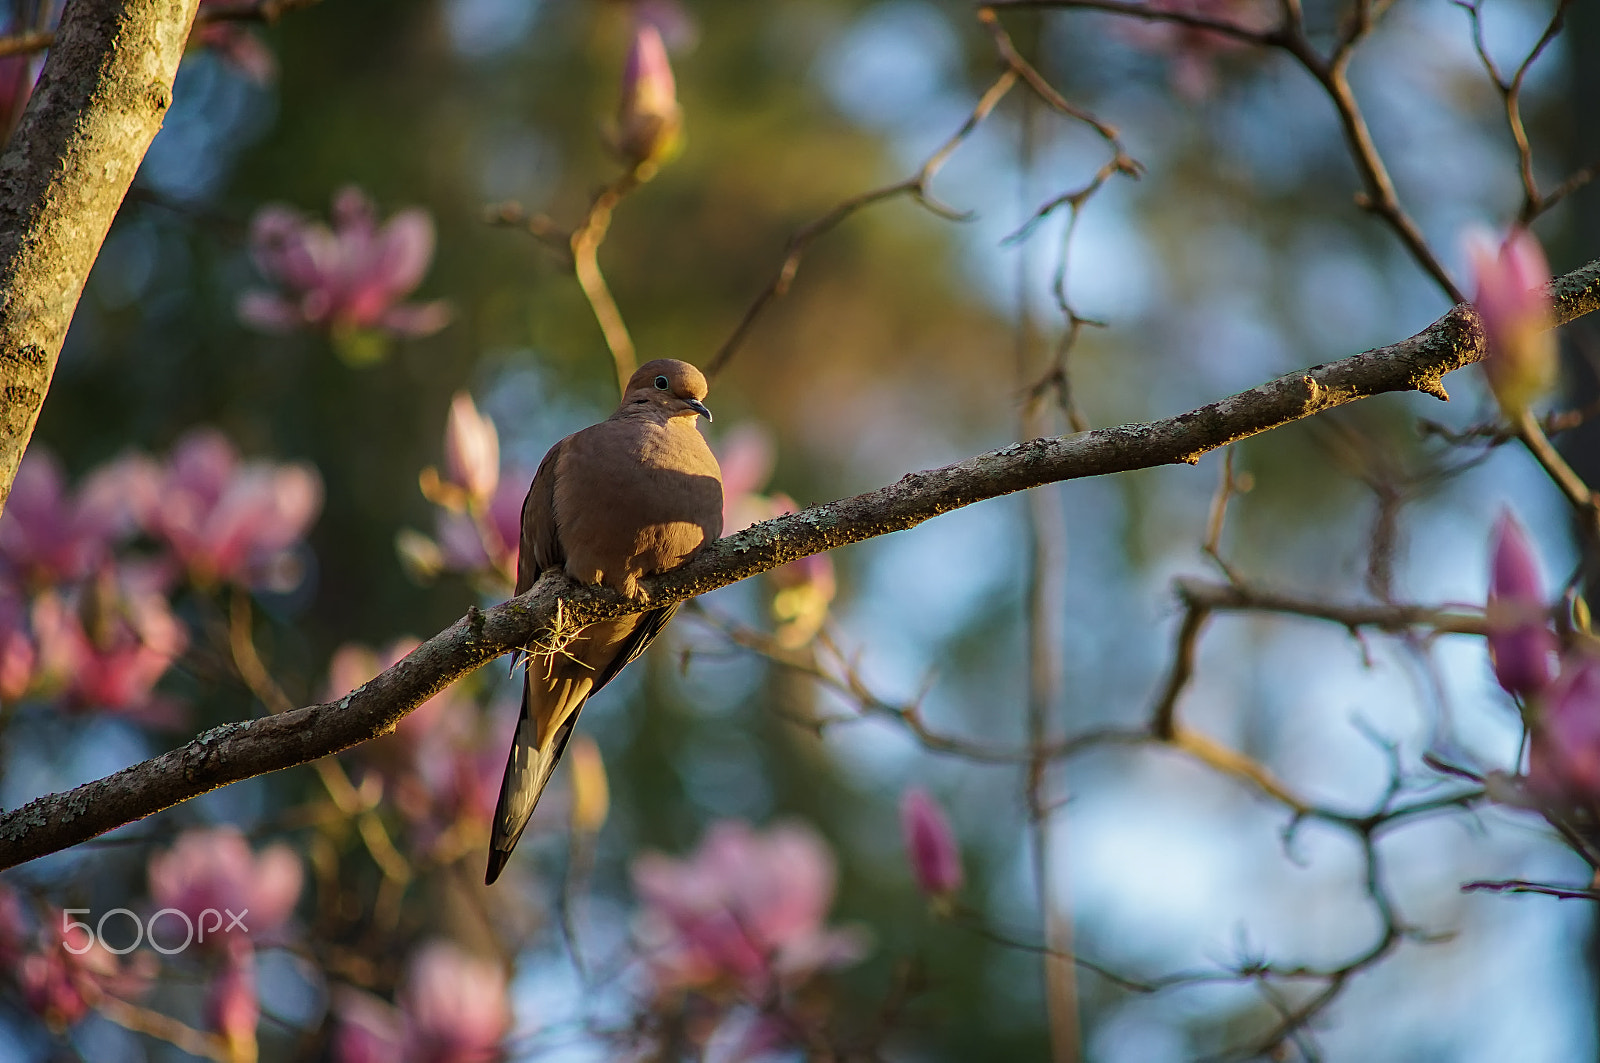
[2,260,1599,868]
[489,169,646,396]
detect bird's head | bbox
[623,358,713,421]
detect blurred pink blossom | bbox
[193,1,277,84]
[613,22,683,172]
[1469,228,1556,413]
[1486,511,1556,698]
[401,942,512,1063]
[333,987,404,1063]
[443,392,501,507]
[716,427,835,646]
[206,939,259,1061]
[0,448,137,590]
[0,883,26,968]
[718,425,777,533]
[0,589,36,703]
[403,469,525,588]
[333,942,510,1063]
[1118,0,1270,99]
[323,637,494,830]
[128,428,322,590]
[240,186,451,346]
[29,567,187,719]
[1529,653,1600,804]
[16,908,154,1029]
[900,788,962,900]
[147,826,303,945]
[324,637,467,749]
[631,820,865,999]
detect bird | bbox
[486,358,723,884]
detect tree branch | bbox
[0,0,201,516]
[2,259,1599,870]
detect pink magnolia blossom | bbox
[129,428,323,590]
[16,908,154,1029]
[443,392,500,507]
[29,567,187,719]
[631,820,865,999]
[333,942,510,1063]
[613,23,683,172]
[323,638,493,830]
[240,186,450,345]
[1528,652,1600,804]
[147,826,303,946]
[333,987,405,1063]
[401,942,512,1063]
[1470,228,1557,413]
[404,470,525,588]
[900,788,962,900]
[1486,511,1556,698]
[0,448,137,589]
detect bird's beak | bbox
[686,398,713,422]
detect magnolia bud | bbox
[614,24,683,175]
[1486,510,1556,698]
[1470,228,1557,414]
[900,788,962,902]
[443,392,500,506]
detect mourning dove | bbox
[486,358,723,884]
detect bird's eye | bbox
[654,375,670,391]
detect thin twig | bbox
[703,69,1018,378]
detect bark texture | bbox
[0,0,200,514]
[1,260,1598,869]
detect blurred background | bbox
[1,0,1598,1059]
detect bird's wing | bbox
[516,438,566,596]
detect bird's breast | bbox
[555,419,723,590]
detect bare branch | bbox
[2,260,1598,868]
[704,69,1018,378]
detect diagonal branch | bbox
[2,260,1599,869]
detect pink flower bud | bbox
[443,392,500,506]
[1529,652,1600,803]
[1470,228,1557,414]
[900,788,962,900]
[1486,511,1557,698]
[615,23,683,173]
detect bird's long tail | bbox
[485,671,590,884]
